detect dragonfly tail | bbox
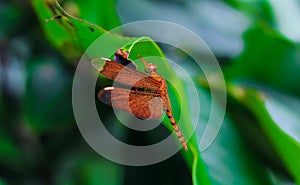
[166,110,188,151]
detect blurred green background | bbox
[1,0,300,185]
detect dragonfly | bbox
[92,49,188,151]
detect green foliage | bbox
[54,147,123,185]
[33,1,212,184]
[0,0,299,184]
[24,56,74,134]
[228,84,300,184]
[0,178,7,185]
[33,0,108,59]
[0,3,21,38]
[196,88,274,185]
[0,130,24,170]
[225,0,274,24]
[225,23,300,95]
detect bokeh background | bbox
[1,0,300,185]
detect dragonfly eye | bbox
[145,63,157,73]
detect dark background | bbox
[1,0,300,184]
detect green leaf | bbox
[224,23,300,95]
[226,0,300,42]
[33,1,212,184]
[228,83,300,184]
[225,0,274,24]
[129,39,212,185]
[70,0,121,30]
[92,36,212,185]
[265,0,300,42]
[32,0,121,59]
[193,87,275,185]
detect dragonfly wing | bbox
[99,60,162,91]
[98,87,163,119]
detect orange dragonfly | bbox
[93,49,188,151]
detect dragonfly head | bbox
[144,63,157,73]
[137,54,158,74]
